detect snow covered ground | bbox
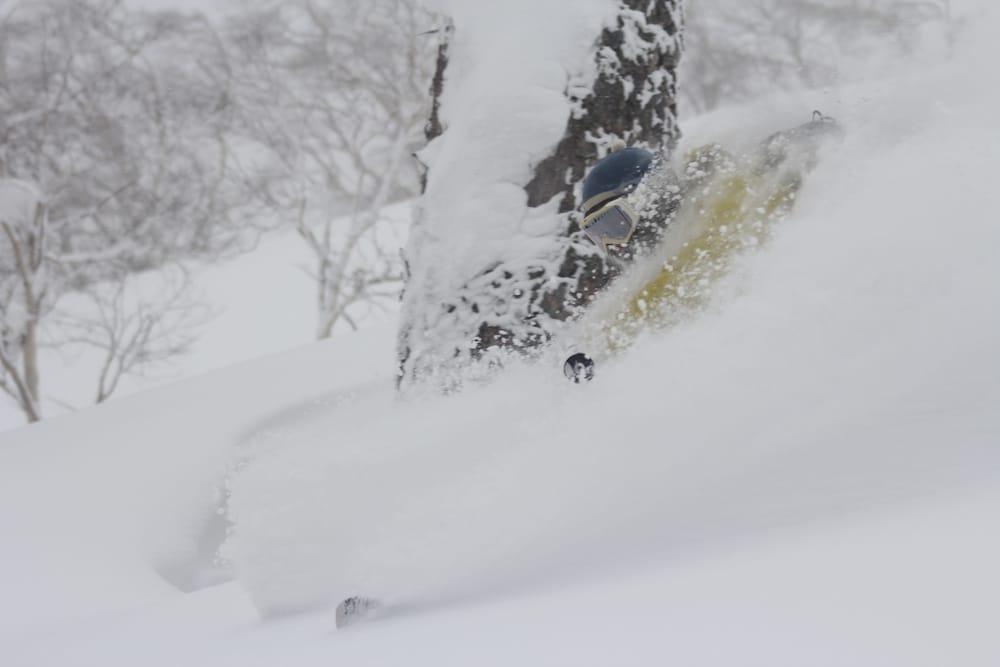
[3,1,1000,665]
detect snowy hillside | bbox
[3,1,1000,666]
[0,202,410,432]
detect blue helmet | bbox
[580,147,655,215]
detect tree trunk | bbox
[0,196,44,423]
[22,317,39,414]
[398,1,684,387]
[22,202,44,411]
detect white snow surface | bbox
[3,2,1000,665]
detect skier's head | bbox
[578,147,652,250]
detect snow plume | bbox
[397,1,683,388]
[227,17,1000,618]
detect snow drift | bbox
[0,325,398,638]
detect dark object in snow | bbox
[563,353,596,383]
[335,596,381,629]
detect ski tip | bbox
[335,596,382,630]
[563,353,595,383]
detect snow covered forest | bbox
[2,0,999,664]
[0,0,958,426]
[0,0,438,425]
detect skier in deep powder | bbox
[564,111,843,381]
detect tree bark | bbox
[525,1,683,212]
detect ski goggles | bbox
[580,198,638,251]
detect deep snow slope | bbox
[9,487,1000,667]
[3,2,1000,666]
[0,324,398,640]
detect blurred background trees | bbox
[0,0,437,423]
[680,0,955,115]
[0,0,246,422]
[227,0,436,339]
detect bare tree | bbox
[227,0,437,339]
[0,0,252,422]
[0,180,47,421]
[50,268,210,404]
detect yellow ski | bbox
[564,113,842,380]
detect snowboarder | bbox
[564,112,843,382]
[563,141,680,382]
[335,595,381,629]
[578,112,840,266]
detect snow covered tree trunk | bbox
[525,0,683,211]
[397,1,684,387]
